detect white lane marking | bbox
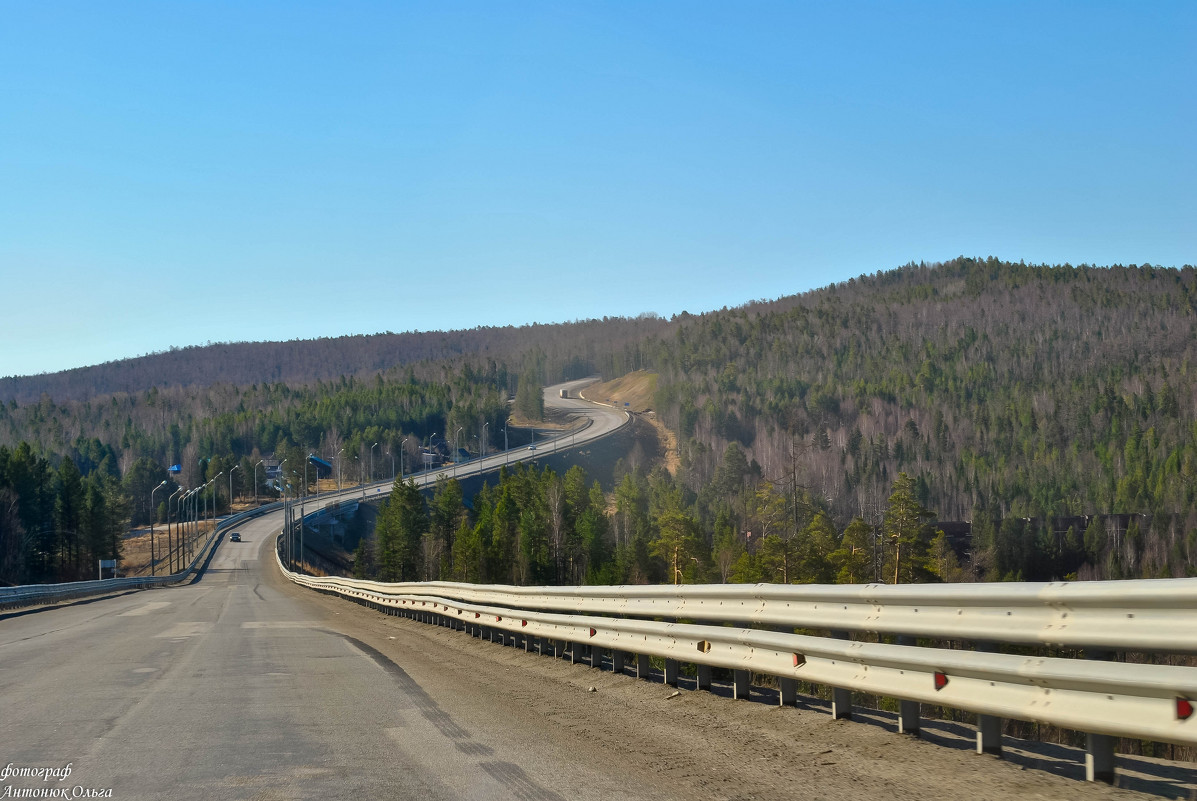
[241,621,319,629]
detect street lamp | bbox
[167,487,184,573]
[453,427,463,477]
[336,448,345,490]
[503,426,509,466]
[253,460,264,507]
[229,465,239,512]
[301,454,315,569]
[483,422,489,459]
[212,472,224,523]
[401,437,409,479]
[425,433,437,473]
[385,450,395,482]
[370,442,379,484]
[150,480,168,576]
[183,488,198,568]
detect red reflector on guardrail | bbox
[1179,697,1194,720]
[521,620,528,627]
[934,672,949,690]
[793,653,806,667]
[589,628,597,638]
[474,612,480,618]
[496,616,503,622]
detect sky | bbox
[1,1,1193,378]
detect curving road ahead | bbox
[0,384,1145,801]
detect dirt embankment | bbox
[582,371,680,475]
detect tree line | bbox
[354,458,958,588]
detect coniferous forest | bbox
[3,257,1197,586]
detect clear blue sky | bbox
[1,1,1193,378]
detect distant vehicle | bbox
[559,389,569,398]
[528,445,537,451]
[229,532,241,542]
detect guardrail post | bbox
[1085,650,1117,783]
[896,636,920,735]
[612,649,626,674]
[831,630,852,719]
[770,624,796,705]
[636,652,652,681]
[569,642,581,664]
[552,639,564,658]
[696,664,713,692]
[664,658,679,686]
[733,669,750,700]
[590,644,604,669]
[975,642,1002,755]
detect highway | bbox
[0,384,1170,800]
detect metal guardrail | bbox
[0,502,282,611]
[275,577,1197,652]
[277,550,1197,782]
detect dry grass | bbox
[582,371,679,475]
[579,370,658,412]
[121,520,215,577]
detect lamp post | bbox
[229,465,239,513]
[253,460,264,508]
[150,480,168,576]
[425,433,437,473]
[401,437,409,480]
[301,454,315,570]
[280,475,289,570]
[483,422,489,459]
[175,489,188,571]
[336,448,345,490]
[385,450,395,482]
[212,472,224,525]
[167,487,184,573]
[370,442,379,484]
[453,427,463,477]
[185,488,199,567]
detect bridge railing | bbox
[277,548,1197,783]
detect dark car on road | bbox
[230,532,241,542]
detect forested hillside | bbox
[0,316,670,404]
[4,257,1196,586]
[645,260,1196,516]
